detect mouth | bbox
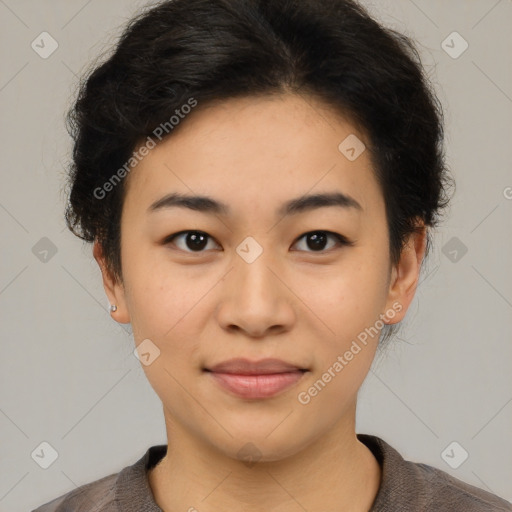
[204,357,309,375]
[203,358,309,399]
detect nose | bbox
[215,252,296,339]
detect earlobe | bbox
[92,240,131,324]
[384,222,427,325]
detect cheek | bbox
[294,266,385,415]
[300,255,389,371]
[121,266,202,378]
[122,240,199,331]
[304,258,388,331]
[126,268,205,403]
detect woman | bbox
[34,0,511,510]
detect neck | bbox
[148,404,381,512]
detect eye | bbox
[292,231,353,253]
[163,230,353,254]
[164,230,221,253]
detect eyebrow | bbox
[147,191,363,217]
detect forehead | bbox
[123,93,381,219]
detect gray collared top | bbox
[32,434,512,511]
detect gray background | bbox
[0,0,511,510]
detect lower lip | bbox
[207,371,306,399]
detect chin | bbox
[205,425,314,464]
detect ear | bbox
[93,240,131,324]
[383,220,427,324]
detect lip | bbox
[205,357,307,375]
[204,358,308,399]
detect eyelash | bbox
[163,230,354,254]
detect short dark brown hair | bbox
[64,0,454,342]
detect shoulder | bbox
[31,444,167,512]
[358,434,512,511]
[31,472,118,512]
[412,461,512,511]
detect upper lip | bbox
[205,358,307,375]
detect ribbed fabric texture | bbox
[32,434,512,511]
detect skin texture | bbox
[94,93,426,511]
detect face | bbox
[95,93,424,462]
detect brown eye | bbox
[163,229,352,254]
[165,231,220,252]
[292,231,352,253]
